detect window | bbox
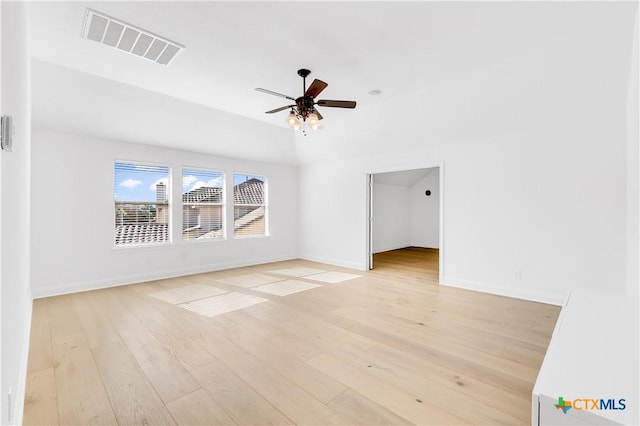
[182,168,224,241]
[233,173,266,237]
[114,162,170,246]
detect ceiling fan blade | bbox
[317,99,357,109]
[314,109,324,120]
[265,105,295,114]
[255,88,296,101]
[305,79,328,98]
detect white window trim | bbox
[181,166,226,243]
[113,159,172,248]
[233,171,268,239]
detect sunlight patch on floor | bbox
[214,273,284,288]
[149,284,228,304]
[178,292,268,317]
[305,271,362,284]
[252,279,322,296]
[268,267,328,277]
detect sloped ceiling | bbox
[27,1,638,164]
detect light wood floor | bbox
[24,248,560,425]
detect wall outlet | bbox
[515,270,522,280]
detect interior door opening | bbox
[367,167,442,283]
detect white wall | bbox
[372,183,410,253]
[410,170,440,249]
[30,128,299,298]
[299,113,629,305]
[627,9,640,298]
[372,169,440,253]
[298,160,366,270]
[1,2,32,424]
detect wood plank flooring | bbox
[24,248,560,425]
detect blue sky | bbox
[183,168,223,193]
[234,173,264,186]
[114,162,169,202]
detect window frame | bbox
[233,172,268,239]
[181,166,226,243]
[113,159,172,248]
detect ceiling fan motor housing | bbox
[296,96,316,119]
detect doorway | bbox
[366,166,443,282]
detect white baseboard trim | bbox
[373,245,440,254]
[440,276,565,306]
[298,254,365,271]
[31,254,297,299]
[409,244,440,249]
[13,289,33,426]
[372,243,411,254]
[409,243,440,249]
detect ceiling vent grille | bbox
[82,9,184,66]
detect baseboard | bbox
[409,243,440,249]
[13,289,33,426]
[31,254,297,299]
[373,245,440,254]
[440,276,565,306]
[372,243,411,254]
[298,254,365,271]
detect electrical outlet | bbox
[515,270,522,280]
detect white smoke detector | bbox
[82,9,184,66]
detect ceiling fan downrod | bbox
[297,68,311,94]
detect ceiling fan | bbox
[255,68,356,131]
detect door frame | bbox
[365,162,444,283]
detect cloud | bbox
[120,178,142,188]
[188,176,222,192]
[149,177,169,191]
[183,175,198,188]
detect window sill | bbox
[113,242,174,251]
[233,234,270,240]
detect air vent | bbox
[82,9,184,66]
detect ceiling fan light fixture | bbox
[307,112,321,130]
[308,112,319,125]
[286,111,301,129]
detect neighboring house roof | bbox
[115,223,168,245]
[115,178,265,245]
[234,206,264,230]
[182,186,222,203]
[181,178,264,204]
[234,178,264,204]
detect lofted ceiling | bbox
[27,1,638,164]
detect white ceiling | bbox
[374,168,435,187]
[27,1,638,164]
